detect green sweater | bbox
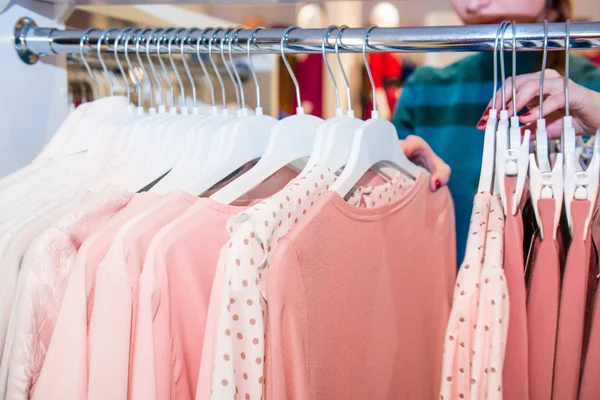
[393,52,600,264]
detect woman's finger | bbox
[514,78,565,115]
[518,92,567,123]
[485,70,562,114]
[488,70,559,112]
[400,135,451,191]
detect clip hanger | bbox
[562,20,600,239]
[529,20,563,239]
[496,21,531,215]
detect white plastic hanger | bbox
[185,27,277,197]
[529,20,564,239]
[36,29,99,160]
[196,25,246,173]
[304,25,345,168]
[55,29,127,158]
[213,26,324,204]
[478,22,507,194]
[54,28,137,183]
[83,28,145,166]
[182,27,237,171]
[91,28,178,191]
[150,27,223,193]
[306,25,363,172]
[112,29,162,156]
[127,28,200,191]
[127,28,180,170]
[120,28,170,152]
[492,22,510,198]
[562,20,600,239]
[82,28,158,191]
[495,22,531,214]
[330,25,421,196]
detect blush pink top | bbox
[502,177,529,399]
[32,192,160,400]
[131,168,298,400]
[579,212,600,400]
[1,188,133,400]
[553,200,593,400]
[439,192,491,400]
[131,199,250,400]
[87,191,196,400]
[527,199,561,400]
[265,173,456,400]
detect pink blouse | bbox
[440,192,491,400]
[553,200,593,400]
[527,199,562,400]
[470,196,508,400]
[87,191,196,400]
[32,192,160,400]
[265,173,455,399]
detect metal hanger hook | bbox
[230,26,246,109]
[246,26,263,109]
[565,19,571,117]
[142,28,161,108]
[97,28,118,97]
[539,20,549,117]
[168,28,186,108]
[336,25,352,112]
[209,28,227,110]
[157,28,176,109]
[499,21,511,110]
[322,25,340,110]
[114,28,133,103]
[80,28,99,100]
[221,27,240,110]
[180,28,197,108]
[511,21,518,117]
[195,27,216,107]
[125,29,143,106]
[492,21,509,110]
[362,25,378,114]
[281,26,302,112]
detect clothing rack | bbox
[15,22,600,62]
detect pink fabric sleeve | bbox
[579,253,600,399]
[86,242,132,400]
[553,200,592,400]
[195,259,226,400]
[502,177,529,399]
[130,250,161,400]
[527,199,561,400]
[265,238,310,400]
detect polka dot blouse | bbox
[439,193,509,400]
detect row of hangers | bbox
[49,25,423,205]
[478,20,600,241]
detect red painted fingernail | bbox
[476,120,486,129]
[522,112,531,117]
[435,179,441,189]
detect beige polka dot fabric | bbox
[210,166,414,400]
[439,193,509,400]
[439,192,491,400]
[470,196,509,400]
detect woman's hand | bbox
[476,69,600,139]
[400,135,451,191]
